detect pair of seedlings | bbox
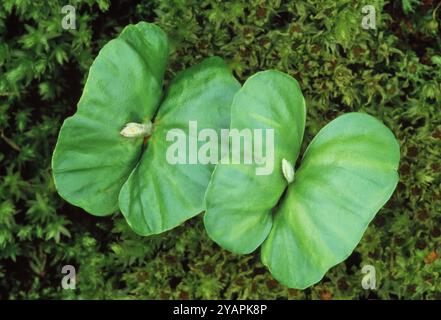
[52,22,400,289]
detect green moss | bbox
[0,0,440,299]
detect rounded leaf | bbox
[118,57,240,235]
[261,112,400,288]
[204,71,306,254]
[52,22,168,215]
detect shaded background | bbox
[0,0,440,299]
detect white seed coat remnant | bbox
[120,122,152,138]
[282,158,295,184]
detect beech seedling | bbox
[52,22,240,235]
[203,71,400,289]
[52,22,400,290]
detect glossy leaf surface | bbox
[204,71,306,253]
[52,22,168,216]
[261,113,400,288]
[119,57,240,235]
